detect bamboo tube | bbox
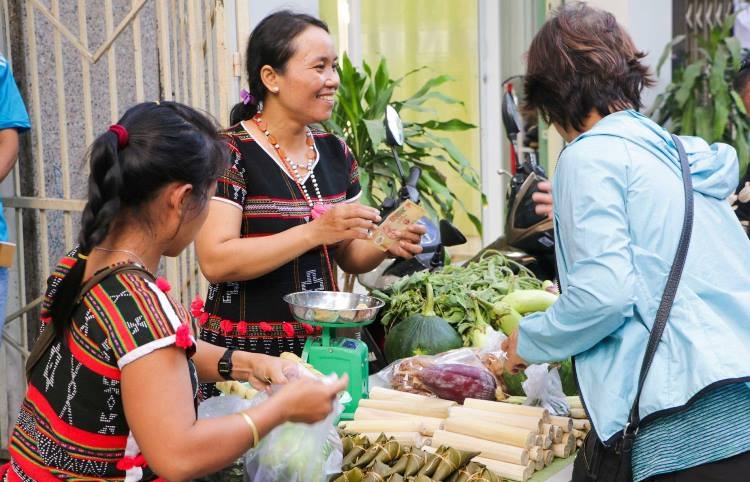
[358,398,450,418]
[354,407,411,419]
[464,398,550,422]
[561,433,575,450]
[431,429,529,466]
[358,431,427,447]
[528,447,542,462]
[472,456,534,482]
[570,408,587,419]
[552,425,563,443]
[572,419,591,431]
[352,408,444,435]
[566,396,583,409]
[552,442,572,458]
[339,419,427,435]
[541,423,553,441]
[543,449,554,466]
[571,428,585,439]
[443,417,537,448]
[542,423,562,443]
[367,387,438,405]
[534,457,544,470]
[449,406,543,432]
[549,415,573,433]
[551,433,575,458]
[534,434,552,449]
[576,438,583,448]
[339,416,443,436]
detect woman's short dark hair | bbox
[49,101,228,337]
[230,10,329,124]
[523,2,655,132]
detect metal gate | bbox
[673,0,735,64]
[0,0,245,455]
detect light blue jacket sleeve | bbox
[517,136,637,363]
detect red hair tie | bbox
[108,124,129,149]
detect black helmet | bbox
[505,166,555,256]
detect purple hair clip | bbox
[239,88,256,105]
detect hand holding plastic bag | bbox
[243,372,345,482]
[521,363,570,416]
[198,364,346,482]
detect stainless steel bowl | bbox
[282,291,385,325]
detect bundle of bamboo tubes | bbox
[338,388,592,482]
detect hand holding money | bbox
[309,203,381,246]
[370,200,428,255]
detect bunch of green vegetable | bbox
[372,250,556,348]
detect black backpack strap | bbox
[621,134,694,452]
[25,263,154,380]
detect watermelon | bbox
[384,283,463,362]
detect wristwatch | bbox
[218,348,236,380]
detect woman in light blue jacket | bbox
[502,3,750,481]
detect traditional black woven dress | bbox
[198,122,360,364]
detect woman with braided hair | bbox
[1,101,347,482]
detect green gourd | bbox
[384,283,463,362]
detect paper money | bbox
[370,200,427,252]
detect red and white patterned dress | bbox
[2,254,197,481]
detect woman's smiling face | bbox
[275,25,339,124]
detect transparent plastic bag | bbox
[521,363,569,416]
[197,367,345,482]
[376,347,498,403]
[243,374,344,482]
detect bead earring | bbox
[273,87,280,93]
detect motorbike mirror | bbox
[439,219,467,247]
[384,105,404,147]
[501,88,522,142]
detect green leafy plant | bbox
[322,53,483,234]
[649,13,750,175]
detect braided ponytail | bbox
[47,102,227,337]
[79,131,125,253]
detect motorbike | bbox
[357,105,466,371]
[470,77,556,281]
[357,105,467,292]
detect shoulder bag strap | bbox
[25,263,154,380]
[621,134,694,451]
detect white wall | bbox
[586,0,673,109]
[249,0,320,29]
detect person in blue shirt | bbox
[503,4,750,481]
[0,53,30,340]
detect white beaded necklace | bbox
[250,113,338,291]
[253,113,321,209]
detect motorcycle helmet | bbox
[505,166,555,257]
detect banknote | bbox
[370,200,427,252]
